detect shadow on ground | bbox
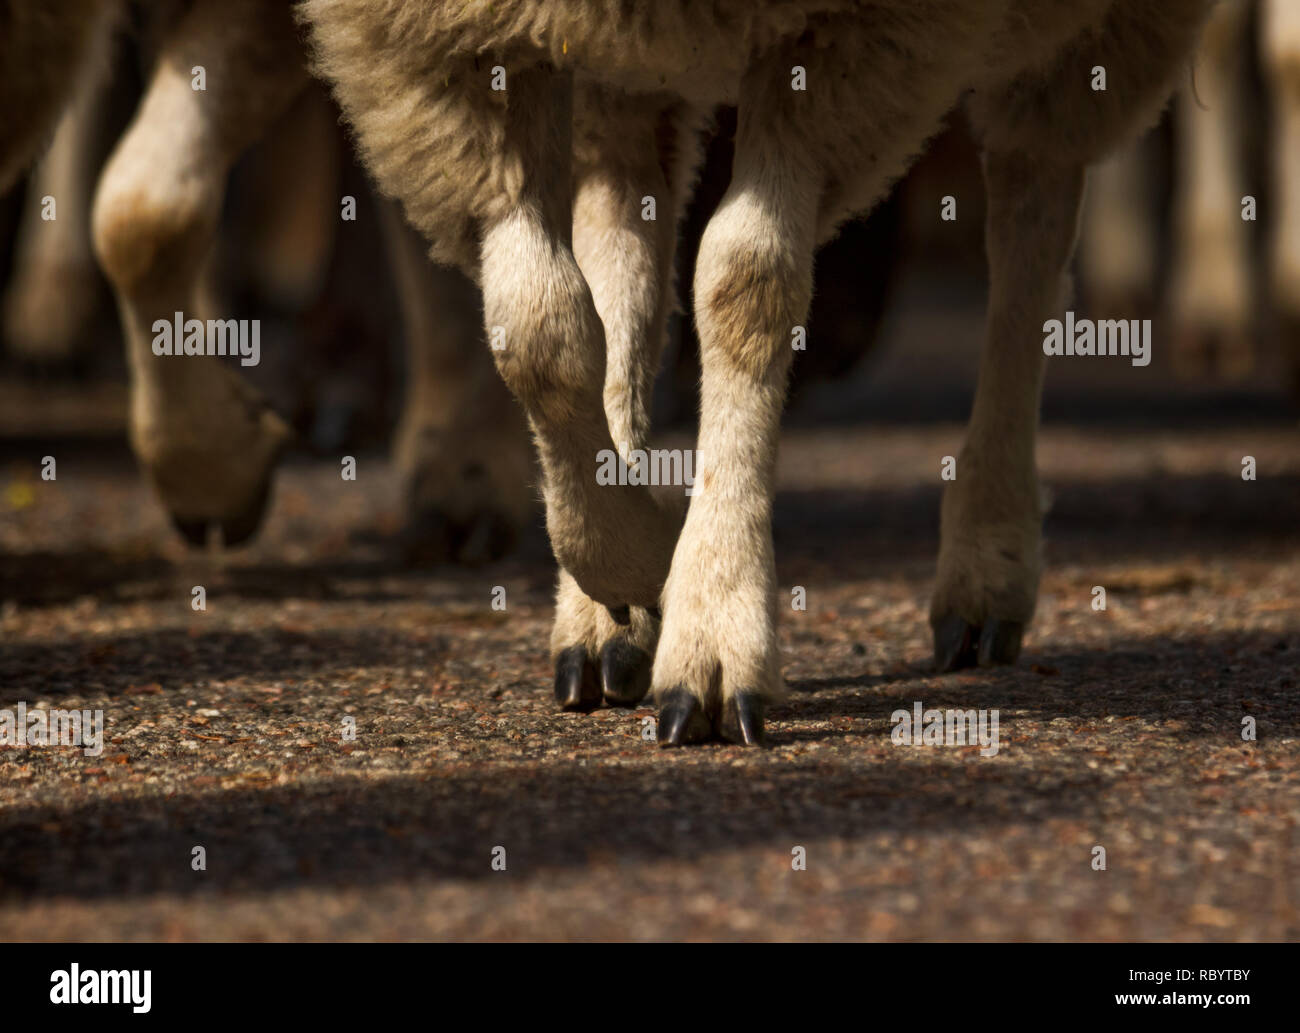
[0,626,1291,904]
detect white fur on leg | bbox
[480,191,680,609]
[551,90,699,662]
[652,170,816,710]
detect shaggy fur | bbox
[303,0,1215,738]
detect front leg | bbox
[931,150,1086,670]
[651,126,817,747]
[650,12,982,745]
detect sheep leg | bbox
[91,0,306,546]
[940,0,1212,670]
[478,67,682,640]
[930,150,1085,671]
[379,200,535,566]
[3,6,116,368]
[548,90,700,711]
[652,6,994,745]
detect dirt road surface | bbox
[1,286,1297,940]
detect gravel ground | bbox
[1,290,1298,942]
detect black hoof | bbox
[170,514,210,547]
[932,613,978,672]
[599,639,651,708]
[402,508,517,567]
[656,687,711,747]
[453,510,517,566]
[554,646,601,712]
[720,692,766,746]
[978,619,1024,666]
[170,480,273,550]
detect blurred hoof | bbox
[977,619,1024,666]
[401,505,518,567]
[395,418,533,569]
[168,476,273,549]
[1171,323,1254,382]
[137,360,291,552]
[218,477,274,547]
[932,613,978,672]
[170,514,209,547]
[1213,328,1255,382]
[1169,325,1213,381]
[933,613,1023,671]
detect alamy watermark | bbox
[0,702,103,756]
[50,965,150,1013]
[596,444,701,495]
[891,700,1000,757]
[1043,311,1151,367]
[151,311,260,367]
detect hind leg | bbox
[302,9,689,708]
[929,150,1084,669]
[379,200,535,566]
[91,0,306,545]
[3,8,115,368]
[935,0,1212,669]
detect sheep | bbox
[0,0,114,196]
[77,0,532,554]
[301,0,1217,745]
[1079,0,1300,389]
[2,5,116,367]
